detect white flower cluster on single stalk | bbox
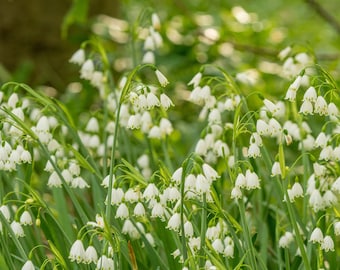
[141,13,163,64]
[231,170,261,200]
[69,239,100,265]
[206,222,234,258]
[0,93,33,171]
[309,227,335,252]
[278,47,313,79]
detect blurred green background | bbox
[0,0,339,94]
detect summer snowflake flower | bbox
[11,221,25,237]
[0,205,11,221]
[184,221,194,238]
[310,227,323,244]
[69,240,86,263]
[167,213,181,232]
[21,260,35,270]
[160,93,174,110]
[115,203,129,219]
[212,238,224,254]
[188,72,202,88]
[202,163,219,181]
[321,236,334,252]
[155,70,169,87]
[279,232,294,248]
[20,210,33,225]
[245,170,260,190]
[334,221,340,236]
[85,245,98,264]
[96,255,114,270]
[314,96,328,115]
[69,49,85,65]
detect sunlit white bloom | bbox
[151,202,165,219]
[84,245,98,264]
[302,86,316,101]
[115,203,129,219]
[322,190,337,207]
[202,164,218,181]
[319,146,333,161]
[69,162,81,176]
[184,221,194,238]
[271,161,283,178]
[332,177,340,193]
[96,255,114,270]
[231,186,242,200]
[107,188,124,206]
[195,174,211,194]
[160,93,174,110]
[69,240,86,263]
[142,51,155,64]
[20,211,33,225]
[313,163,326,177]
[11,221,25,237]
[300,134,315,151]
[188,72,202,88]
[290,182,303,199]
[195,139,208,156]
[146,92,160,108]
[256,119,271,136]
[127,114,141,129]
[321,236,334,252]
[80,59,94,80]
[310,227,323,244]
[166,186,181,202]
[86,117,99,133]
[171,167,183,185]
[213,140,230,157]
[143,183,159,200]
[167,213,181,232]
[160,118,173,135]
[328,102,339,118]
[334,221,340,236]
[235,173,246,188]
[21,260,35,270]
[299,100,313,115]
[309,189,324,212]
[279,231,294,248]
[223,244,234,258]
[101,175,116,188]
[133,202,146,217]
[284,89,297,102]
[278,46,291,60]
[47,171,62,188]
[155,70,169,87]
[148,126,161,139]
[69,49,85,65]
[122,219,141,239]
[245,170,260,190]
[212,238,224,254]
[263,99,279,114]
[124,189,140,204]
[314,132,328,148]
[288,75,302,92]
[8,93,19,108]
[314,96,328,115]
[151,13,161,29]
[247,143,261,158]
[208,108,221,124]
[0,205,11,221]
[144,36,155,51]
[71,176,89,189]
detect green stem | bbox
[284,248,290,270]
[199,193,207,268]
[238,200,258,270]
[282,187,311,270]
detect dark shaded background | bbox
[0,0,119,90]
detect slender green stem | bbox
[284,248,290,270]
[238,200,258,270]
[199,193,207,268]
[282,187,311,270]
